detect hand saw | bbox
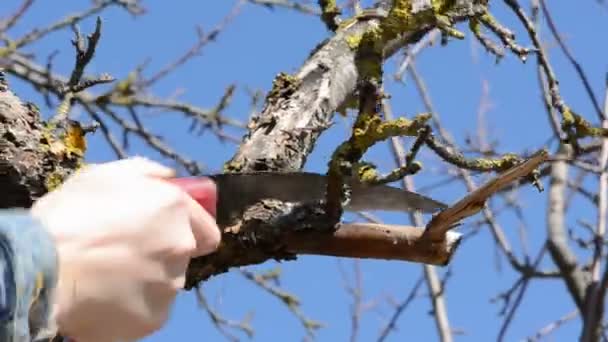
[169,172,447,226]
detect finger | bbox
[183,194,221,258]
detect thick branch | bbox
[547,145,588,311]
[185,199,461,288]
[0,77,80,209]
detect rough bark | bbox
[0,73,79,209]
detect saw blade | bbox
[207,172,447,226]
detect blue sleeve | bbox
[0,209,60,341]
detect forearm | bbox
[0,209,60,341]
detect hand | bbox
[31,157,221,342]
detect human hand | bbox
[30,157,221,342]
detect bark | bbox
[0,73,78,209]
[284,222,461,265]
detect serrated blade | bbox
[207,172,447,226]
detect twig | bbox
[127,95,244,129]
[195,288,254,341]
[503,0,566,114]
[364,125,430,185]
[423,149,548,241]
[425,133,525,173]
[248,0,320,15]
[496,246,547,341]
[477,11,533,61]
[530,10,563,140]
[67,18,102,88]
[538,0,605,121]
[525,310,578,342]
[8,0,143,51]
[240,268,323,337]
[337,260,377,342]
[4,52,244,153]
[80,102,126,158]
[377,275,425,342]
[99,104,205,175]
[143,1,243,86]
[503,0,608,148]
[51,17,114,124]
[394,29,440,81]
[0,0,35,33]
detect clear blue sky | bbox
[2,1,608,341]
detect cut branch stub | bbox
[422,149,549,242]
[285,222,462,266]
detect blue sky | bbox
[2,1,608,341]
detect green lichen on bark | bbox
[381,0,463,42]
[41,120,88,158]
[318,0,341,31]
[473,153,519,169]
[425,134,524,172]
[561,107,608,139]
[44,171,65,192]
[0,41,18,58]
[223,159,245,173]
[353,28,384,81]
[325,82,431,218]
[351,113,432,152]
[0,77,85,207]
[95,71,139,107]
[328,109,431,185]
[265,72,301,106]
[325,0,468,216]
[343,0,466,82]
[325,81,381,220]
[345,33,363,49]
[39,120,88,192]
[353,162,378,182]
[353,160,423,184]
[344,0,465,52]
[468,16,483,36]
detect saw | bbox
[169,172,447,226]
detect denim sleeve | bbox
[0,209,60,341]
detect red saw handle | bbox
[167,177,218,217]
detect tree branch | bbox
[547,145,588,311]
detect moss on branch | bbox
[318,0,341,31]
[425,134,523,172]
[266,72,301,106]
[562,108,608,139]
